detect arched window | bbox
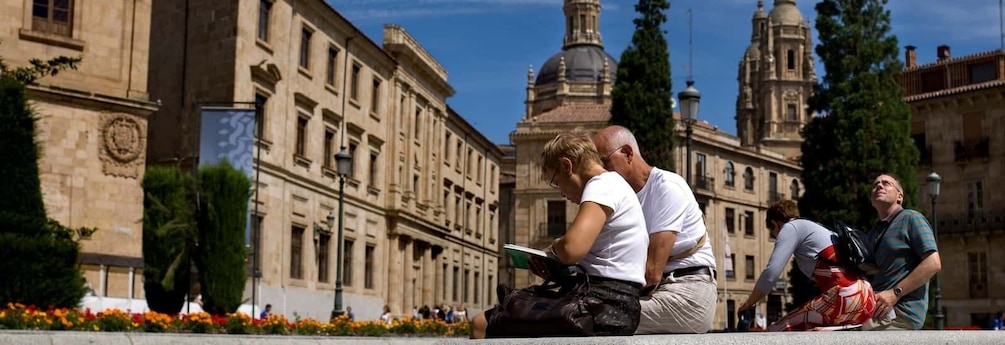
[790,179,801,199]
[724,162,735,187]
[744,167,754,190]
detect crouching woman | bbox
[469,129,649,338]
[738,200,876,331]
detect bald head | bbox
[594,125,641,156]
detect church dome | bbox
[535,45,617,86]
[745,42,760,59]
[769,0,803,25]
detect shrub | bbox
[0,232,86,309]
[0,75,46,235]
[141,165,196,314]
[195,160,252,315]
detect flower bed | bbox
[0,303,469,337]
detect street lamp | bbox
[330,147,352,320]
[927,171,944,330]
[677,80,701,186]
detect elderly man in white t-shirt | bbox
[593,125,718,334]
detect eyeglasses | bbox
[548,171,559,189]
[600,146,623,167]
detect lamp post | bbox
[927,171,944,330]
[677,80,701,186]
[330,148,352,319]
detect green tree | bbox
[142,165,196,314]
[610,0,675,171]
[800,0,917,229]
[0,60,86,308]
[196,160,252,315]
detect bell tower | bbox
[735,0,816,159]
[563,0,603,48]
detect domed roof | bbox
[535,45,617,86]
[745,43,760,59]
[769,0,804,25]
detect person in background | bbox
[346,306,355,321]
[738,200,875,331]
[864,174,941,331]
[380,305,392,325]
[259,304,272,319]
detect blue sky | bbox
[327,0,1005,144]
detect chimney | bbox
[937,45,951,61]
[905,45,917,68]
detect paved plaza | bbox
[1,330,1001,345]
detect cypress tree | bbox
[610,0,675,171]
[196,160,252,315]
[0,74,46,234]
[800,0,917,229]
[142,165,196,314]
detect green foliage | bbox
[0,75,47,235]
[610,0,676,171]
[142,165,196,314]
[0,41,81,84]
[196,160,252,315]
[0,231,86,309]
[784,261,818,312]
[801,0,918,229]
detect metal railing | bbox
[938,212,1005,235]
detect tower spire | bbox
[562,0,603,49]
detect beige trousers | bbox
[635,272,717,334]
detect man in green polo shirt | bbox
[864,174,942,330]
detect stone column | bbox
[422,244,434,307]
[434,250,444,304]
[403,237,415,314]
[387,235,402,314]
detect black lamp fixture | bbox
[927,171,943,330]
[677,80,701,187]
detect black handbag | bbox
[486,267,603,338]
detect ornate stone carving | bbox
[99,113,146,179]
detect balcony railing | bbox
[537,222,570,240]
[954,137,990,162]
[938,212,1005,236]
[694,175,714,192]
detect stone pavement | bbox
[1,330,1002,345]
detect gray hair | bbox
[602,125,641,155]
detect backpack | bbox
[831,220,871,267]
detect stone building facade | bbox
[1,0,157,301]
[899,45,1005,328]
[505,0,812,330]
[148,0,499,320]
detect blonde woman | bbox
[470,129,649,338]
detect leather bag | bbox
[487,268,603,338]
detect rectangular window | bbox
[350,64,361,100]
[369,152,379,187]
[921,69,945,93]
[364,244,374,289]
[295,116,308,157]
[348,142,358,179]
[444,133,452,166]
[769,172,779,201]
[412,174,420,196]
[290,225,304,279]
[466,148,474,175]
[745,255,755,280]
[477,156,484,184]
[455,142,463,168]
[969,252,988,298]
[474,271,481,304]
[318,233,330,283]
[299,27,313,69]
[726,254,736,278]
[343,240,354,286]
[969,62,997,84]
[257,0,271,42]
[414,106,423,139]
[371,78,382,114]
[744,211,755,236]
[464,269,470,303]
[442,263,449,301]
[786,104,797,121]
[326,47,338,86]
[786,50,795,70]
[254,93,268,139]
[490,165,497,192]
[726,208,736,234]
[546,200,566,237]
[967,180,984,218]
[452,267,460,301]
[32,0,73,36]
[323,128,335,168]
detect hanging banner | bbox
[198,106,257,244]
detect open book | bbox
[503,244,551,269]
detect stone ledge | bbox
[0,330,999,345]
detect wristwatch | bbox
[893,286,904,297]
